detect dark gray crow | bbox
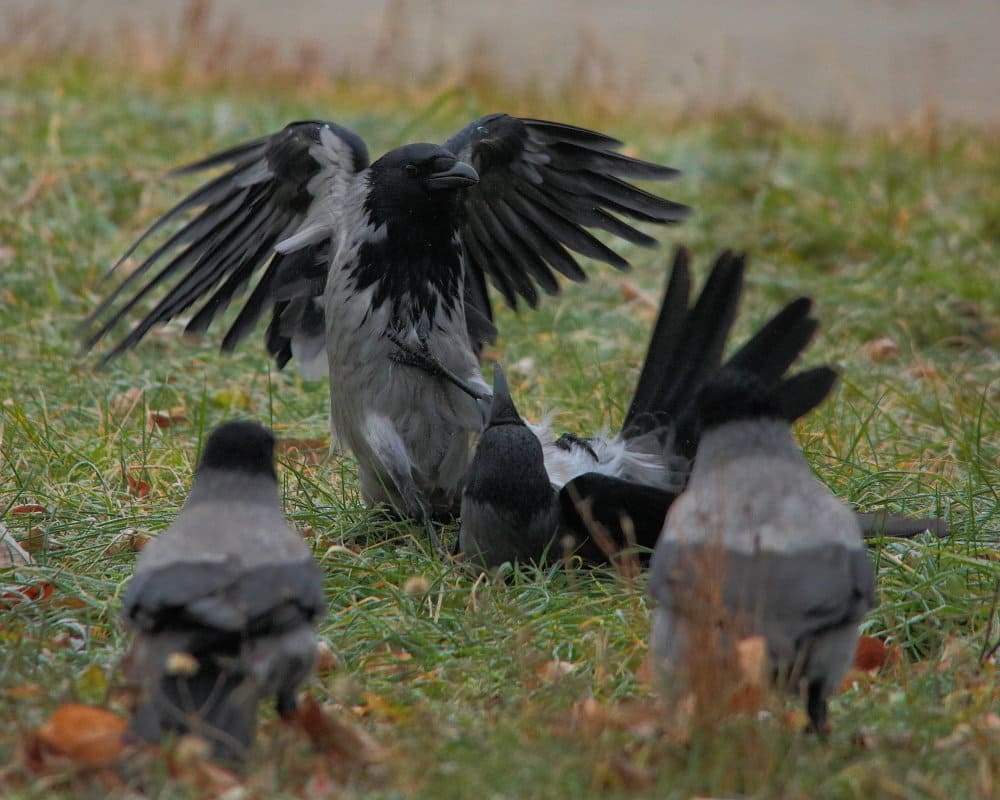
[121,420,325,760]
[459,363,560,567]
[648,365,876,734]
[83,116,689,530]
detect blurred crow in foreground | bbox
[648,361,875,734]
[121,420,325,760]
[84,115,689,536]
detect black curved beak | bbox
[426,160,480,191]
[488,364,523,427]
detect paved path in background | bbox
[9,0,1000,125]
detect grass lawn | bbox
[1,54,998,799]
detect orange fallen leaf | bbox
[854,635,890,673]
[10,504,46,515]
[362,648,412,676]
[146,410,188,431]
[906,363,940,381]
[1,582,53,609]
[862,337,900,362]
[621,281,659,310]
[31,703,127,768]
[126,475,151,500]
[277,437,329,465]
[19,527,50,554]
[314,640,341,674]
[102,528,153,557]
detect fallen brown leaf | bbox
[621,280,659,310]
[277,437,329,465]
[0,522,33,566]
[146,410,188,430]
[634,655,654,686]
[938,633,972,672]
[10,504,46,515]
[862,337,901,362]
[906,362,941,381]
[102,528,153,557]
[854,635,891,673]
[1,582,53,609]
[314,641,341,674]
[18,526,51,554]
[126,475,151,500]
[293,697,386,765]
[29,703,127,768]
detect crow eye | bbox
[404,164,418,178]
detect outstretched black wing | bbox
[84,121,370,366]
[443,114,690,324]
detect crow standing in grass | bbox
[83,115,688,531]
[121,420,325,760]
[648,356,876,733]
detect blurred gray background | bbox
[7,0,999,124]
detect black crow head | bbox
[367,143,478,217]
[487,364,525,428]
[197,420,278,480]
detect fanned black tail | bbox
[622,247,746,438]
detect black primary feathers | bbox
[83,114,688,364]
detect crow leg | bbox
[387,331,490,402]
[805,679,829,738]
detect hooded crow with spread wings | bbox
[84,115,689,531]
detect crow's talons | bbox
[388,331,490,402]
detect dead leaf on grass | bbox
[1,582,53,609]
[293,697,386,765]
[621,280,659,310]
[125,475,152,500]
[146,409,189,431]
[18,526,53,554]
[28,703,127,769]
[862,336,901,362]
[102,528,153,557]
[853,635,899,674]
[9,504,46,515]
